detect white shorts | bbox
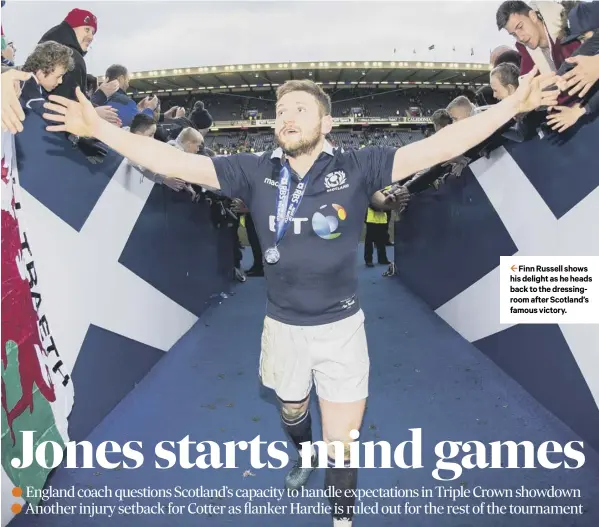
[259,310,369,403]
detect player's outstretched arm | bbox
[43,87,220,189]
[390,67,559,182]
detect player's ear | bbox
[321,114,333,135]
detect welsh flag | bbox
[1,131,74,519]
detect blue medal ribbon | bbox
[270,163,310,256]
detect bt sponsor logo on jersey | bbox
[268,204,347,239]
[324,171,349,192]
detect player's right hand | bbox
[43,86,101,138]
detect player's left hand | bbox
[513,67,560,114]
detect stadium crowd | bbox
[2,1,599,279]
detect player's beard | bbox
[276,121,322,158]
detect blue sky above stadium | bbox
[3,0,515,76]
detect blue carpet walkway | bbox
[11,247,599,527]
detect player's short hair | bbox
[491,62,520,88]
[276,79,332,116]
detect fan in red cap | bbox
[37,8,100,100]
[64,8,97,51]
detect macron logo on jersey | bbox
[264,177,279,187]
[324,171,349,192]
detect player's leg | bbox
[319,398,366,527]
[313,310,369,526]
[280,395,318,490]
[259,316,316,489]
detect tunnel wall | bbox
[394,115,599,454]
[1,106,235,525]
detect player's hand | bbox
[512,67,560,114]
[560,55,599,98]
[1,69,34,134]
[43,86,101,137]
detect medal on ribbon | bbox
[266,163,309,265]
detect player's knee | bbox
[324,435,354,462]
[280,400,309,421]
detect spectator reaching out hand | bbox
[546,103,586,132]
[559,55,599,97]
[1,68,34,133]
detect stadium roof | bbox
[106,60,493,97]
